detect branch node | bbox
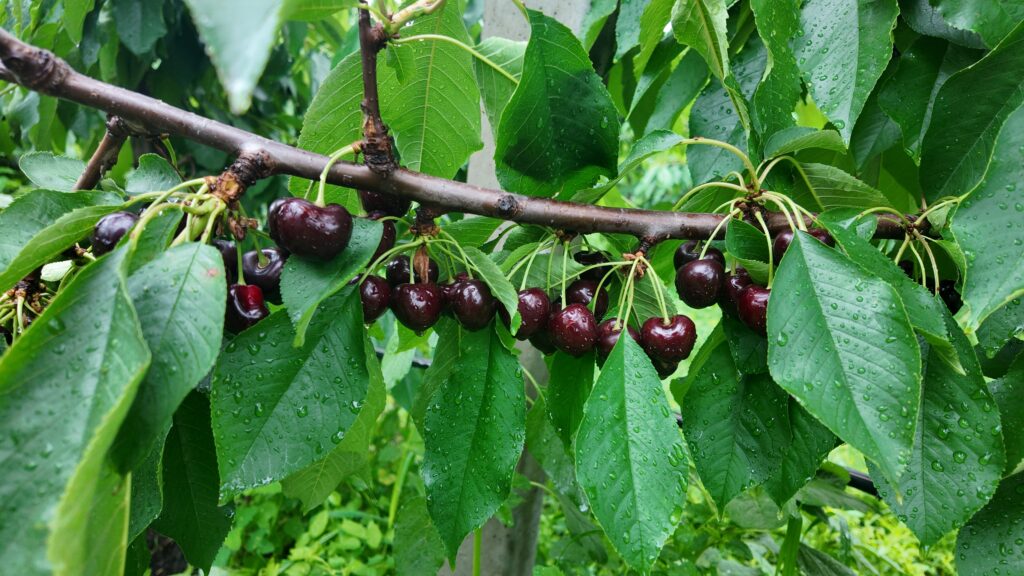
[0,32,68,93]
[210,151,273,204]
[495,194,523,219]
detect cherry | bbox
[675,259,724,309]
[449,279,497,331]
[640,315,697,363]
[939,280,963,313]
[358,189,411,218]
[225,284,269,333]
[810,228,836,247]
[385,255,439,287]
[242,247,287,304]
[529,328,558,355]
[268,197,352,260]
[503,288,551,340]
[212,239,238,283]
[596,319,640,360]
[674,241,724,269]
[574,251,608,281]
[773,229,835,264]
[391,283,444,333]
[722,267,752,311]
[565,279,609,320]
[737,285,770,335]
[91,211,139,256]
[367,212,397,264]
[548,303,598,357]
[360,276,390,323]
[441,272,470,309]
[650,356,679,379]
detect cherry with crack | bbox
[773,229,835,264]
[91,211,139,256]
[640,315,697,363]
[268,197,352,260]
[212,239,238,283]
[358,189,411,218]
[675,241,724,269]
[225,284,269,333]
[502,288,551,340]
[737,285,770,335]
[675,258,724,309]
[242,247,287,304]
[574,251,608,281]
[449,278,497,331]
[391,283,444,333]
[596,319,640,360]
[548,303,598,357]
[360,276,390,323]
[385,254,439,287]
[565,279,609,320]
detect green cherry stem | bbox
[892,235,911,265]
[392,35,519,85]
[918,234,942,295]
[671,180,747,211]
[560,240,569,304]
[906,240,930,293]
[317,143,359,207]
[754,211,775,288]
[679,137,760,190]
[699,206,741,260]
[643,256,671,322]
[515,238,553,291]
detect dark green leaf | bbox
[128,438,164,541]
[988,353,1024,474]
[762,401,836,505]
[801,163,896,210]
[394,495,446,576]
[19,152,86,191]
[113,0,167,55]
[63,0,96,43]
[933,0,1024,47]
[797,545,856,576]
[527,393,578,495]
[977,298,1024,358]
[750,0,802,142]
[547,351,596,448]
[721,311,768,375]
[125,154,181,195]
[463,246,521,331]
[726,218,771,285]
[899,0,985,49]
[764,128,846,159]
[955,471,1024,576]
[849,86,902,170]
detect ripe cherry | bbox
[385,255,439,287]
[358,189,411,218]
[650,356,679,379]
[367,212,397,264]
[737,285,770,335]
[529,328,558,355]
[565,279,609,320]
[574,251,608,281]
[596,319,640,360]
[212,239,238,283]
[501,288,551,340]
[675,241,724,269]
[675,259,724,309]
[226,284,269,333]
[640,315,697,363]
[722,267,752,311]
[268,197,352,260]
[92,211,139,255]
[391,283,444,333]
[810,228,836,247]
[449,279,497,331]
[242,247,287,304]
[773,229,835,264]
[548,303,598,357]
[360,276,390,323]
[441,272,470,309]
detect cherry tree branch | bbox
[72,116,128,191]
[0,28,908,242]
[357,2,397,175]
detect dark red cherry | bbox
[529,328,558,355]
[449,279,497,331]
[675,241,724,269]
[738,285,771,335]
[574,251,608,281]
[772,230,795,265]
[242,247,287,304]
[640,315,697,363]
[268,197,353,260]
[503,288,551,340]
[385,255,439,287]
[360,276,391,323]
[441,272,470,309]
[548,303,598,357]
[226,284,269,333]
[212,239,238,283]
[367,213,396,264]
[596,319,640,360]
[92,211,139,255]
[391,283,444,333]
[675,259,724,309]
[809,228,835,247]
[939,280,963,313]
[723,267,753,311]
[358,189,411,218]
[565,279,609,320]
[650,356,679,379]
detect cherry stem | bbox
[906,240,929,292]
[357,238,424,286]
[699,205,740,260]
[917,234,942,295]
[892,235,911,266]
[680,138,760,191]
[560,241,569,304]
[754,211,775,288]
[671,180,747,211]
[619,260,640,331]
[856,206,912,228]
[642,256,671,322]
[392,35,518,85]
[235,240,246,286]
[317,143,359,207]
[436,230,474,274]
[917,194,967,223]
[514,238,553,291]
[760,193,799,232]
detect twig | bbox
[73,116,129,190]
[358,2,397,175]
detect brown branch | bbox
[0,29,909,241]
[358,3,397,175]
[73,116,129,191]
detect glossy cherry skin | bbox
[92,211,139,256]
[268,197,353,260]
[640,315,697,363]
[675,259,724,309]
[441,272,470,310]
[565,279,609,320]
[358,189,411,218]
[596,319,641,360]
[226,284,269,333]
[368,215,397,265]
[650,356,679,379]
[360,276,391,323]
[809,228,836,247]
[773,229,835,264]
[391,283,444,333]
[574,251,608,281]
[529,328,558,355]
[385,254,439,287]
[548,303,598,357]
[674,241,725,269]
[242,247,287,304]
[449,279,497,331]
[722,268,753,312]
[738,285,771,335]
[501,288,551,340]
[212,239,238,283]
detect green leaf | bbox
[762,401,836,505]
[289,51,363,211]
[900,0,985,49]
[633,0,675,77]
[494,9,619,198]
[920,21,1024,202]
[473,37,525,130]
[152,392,234,572]
[871,311,1003,545]
[182,0,289,113]
[113,0,167,55]
[128,438,164,541]
[849,85,903,170]
[949,104,1024,332]
[462,245,520,331]
[394,495,446,576]
[125,154,181,195]
[443,217,503,247]
[763,128,846,159]
[793,0,899,142]
[281,337,385,511]
[721,310,768,375]
[726,218,771,285]
[573,130,686,204]
[800,162,896,210]
[126,209,184,274]
[285,0,358,20]
[988,353,1024,474]
[112,243,227,471]
[0,250,150,575]
[768,232,921,487]
[575,335,687,571]
[631,48,709,136]
[878,38,981,162]
[527,393,578,495]
[210,287,373,499]
[677,326,792,507]
[934,0,1024,47]
[74,460,131,576]
[955,471,1024,576]
[750,0,802,142]
[421,325,525,561]
[19,152,86,191]
[672,0,730,81]
[63,0,96,43]
[547,351,596,448]
[378,3,482,178]
[616,0,655,60]
[977,297,1024,358]
[797,545,856,576]
[280,218,382,346]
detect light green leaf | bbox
[19,152,86,191]
[473,37,525,130]
[672,0,730,80]
[768,233,921,487]
[800,162,896,210]
[75,461,131,576]
[764,128,846,159]
[616,0,655,60]
[125,154,181,195]
[63,0,96,43]
[955,471,1024,576]
[900,0,985,49]
[726,218,771,285]
[573,130,685,204]
[285,0,358,20]
[113,0,167,55]
[633,0,675,77]
[575,335,687,571]
[934,0,1024,47]
[977,297,1024,358]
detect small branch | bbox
[358,2,397,175]
[73,116,129,191]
